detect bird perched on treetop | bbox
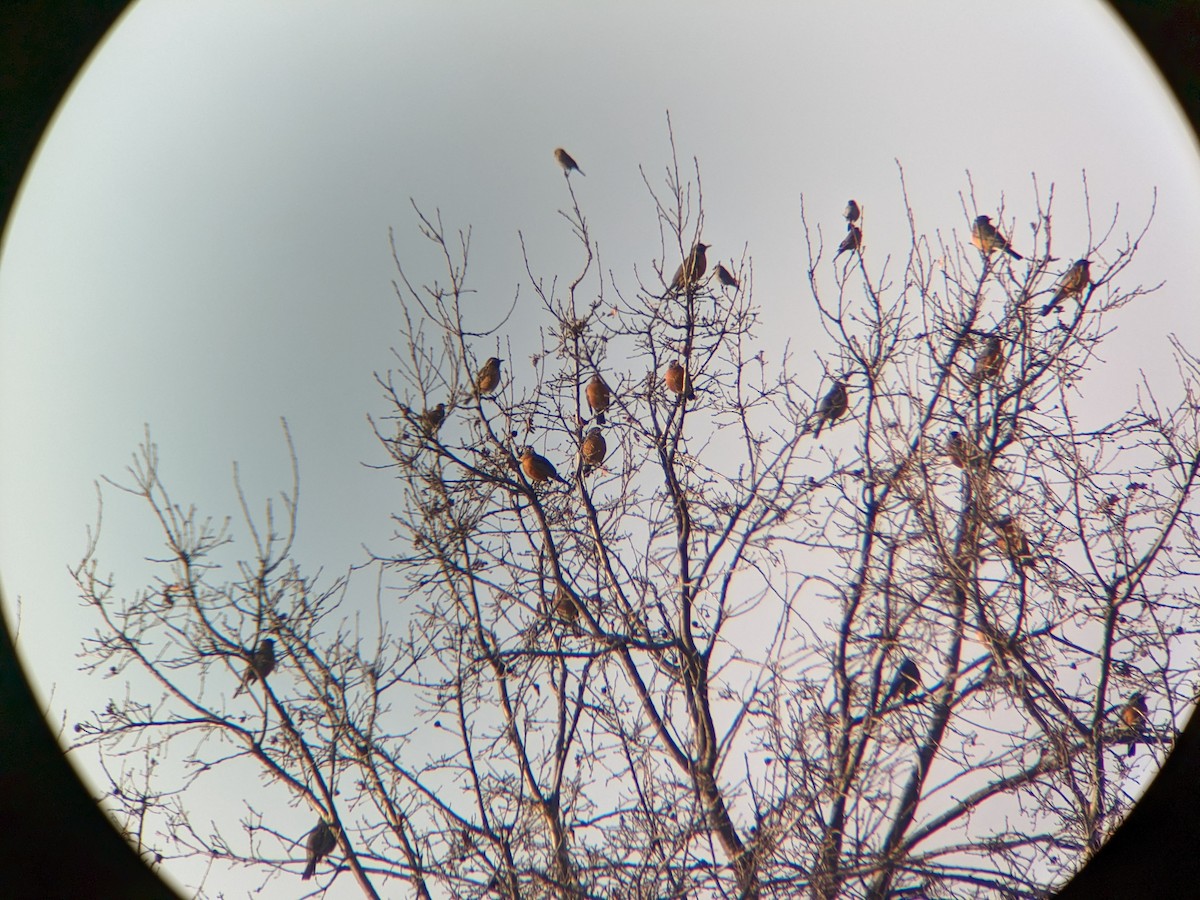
[1118,692,1148,757]
[301,818,337,880]
[418,402,446,438]
[553,147,584,176]
[581,427,607,473]
[971,215,1023,260]
[714,263,739,290]
[883,657,922,706]
[971,334,1005,384]
[810,380,849,437]
[475,357,503,397]
[1041,258,1090,316]
[586,374,611,425]
[234,638,276,696]
[992,515,1036,571]
[844,199,860,223]
[520,447,568,486]
[834,225,862,259]
[664,360,695,401]
[669,242,710,293]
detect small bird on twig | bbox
[520,447,569,486]
[586,374,611,425]
[668,242,710,293]
[1117,692,1149,757]
[844,199,860,223]
[664,360,696,401]
[475,357,503,397]
[883,657,922,706]
[971,215,1022,260]
[808,380,849,437]
[418,402,446,438]
[301,818,337,880]
[835,225,862,259]
[714,263,740,290]
[581,427,607,473]
[234,638,276,696]
[970,334,1005,384]
[1041,258,1090,316]
[553,147,584,176]
[992,515,1036,571]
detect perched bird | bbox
[992,516,1036,571]
[1118,692,1149,757]
[1041,258,1090,316]
[664,360,695,401]
[520,447,567,485]
[834,225,862,259]
[844,199,860,223]
[970,215,1023,260]
[669,242,710,293]
[945,430,981,470]
[418,402,446,439]
[301,818,337,881]
[883,657,922,706]
[234,638,276,696]
[586,374,611,425]
[581,427,607,472]
[714,263,740,290]
[810,380,849,437]
[553,147,584,176]
[553,583,579,624]
[971,334,1005,384]
[475,357,503,397]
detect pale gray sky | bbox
[2,2,1198,896]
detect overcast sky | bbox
[2,2,1198,896]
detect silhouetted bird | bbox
[234,638,276,696]
[581,427,607,472]
[664,360,695,401]
[302,818,337,881]
[1118,692,1148,757]
[971,334,1005,384]
[810,380,849,437]
[475,357,503,397]
[970,215,1022,259]
[669,242,710,293]
[992,516,1036,571]
[835,225,862,259]
[520,447,568,485]
[844,199,860,223]
[586,374,611,425]
[714,263,739,290]
[883,657,922,706]
[418,402,446,438]
[1041,258,1090,316]
[554,147,584,176]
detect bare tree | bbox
[72,132,1200,899]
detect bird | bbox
[970,215,1023,260]
[971,334,1005,384]
[586,374,611,425]
[714,263,740,290]
[475,357,503,397]
[553,147,584,176]
[992,516,1036,571]
[844,199,860,223]
[553,583,579,624]
[1118,692,1148,757]
[1041,258,1090,316]
[234,638,276,696]
[810,380,849,437]
[883,657,922,706]
[945,430,981,470]
[520,447,568,485]
[669,242,710,293]
[664,360,695,401]
[301,818,337,880]
[581,427,607,472]
[834,225,862,259]
[418,402,446,438]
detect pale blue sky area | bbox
[2,2,1198,896]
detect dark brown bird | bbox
[669,242,710,293]
[971,215,1022,259]
[553,147,584,176]
[301,818,337,881]
[834,225,862,259]
[992,516,1036,571]
[1041,258,1090,316]
[586,374,611,425]
[664,360,695,401]
[883,657,922,706]
[1118,692,1148,757]
[810,380,849,437]
[714,263,739,290]
[234,638,276,696]
[418,402,446,438]
[581,427,607,472]
[475,357,503,397]
[553,583,579,624]
[844,199,860,224]
[971,334,1005,384]
[520,447,567,485]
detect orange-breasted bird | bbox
[586,374,611,425]
[883,657,922,706]
[971,334,1005,384]
[714,263,739,290]
[234,638,276,696]
[971,215,1023,260]
[301,818,337,881]
[992,516,1036,571]
[520,447,567,486]
[581,427,607,472]
[810,380,849,437]
[1041,258,1090,316]
[553,147,584,176]
[1118,692,1148,757]
[664,361,695,401]
[835,225,862,259]
[475,357,503,397]
[669,242,710,293]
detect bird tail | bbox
[596,412,606,426]
[302,859,317,880]
[1005,247,1023,260]
[1040,293,1063,316]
